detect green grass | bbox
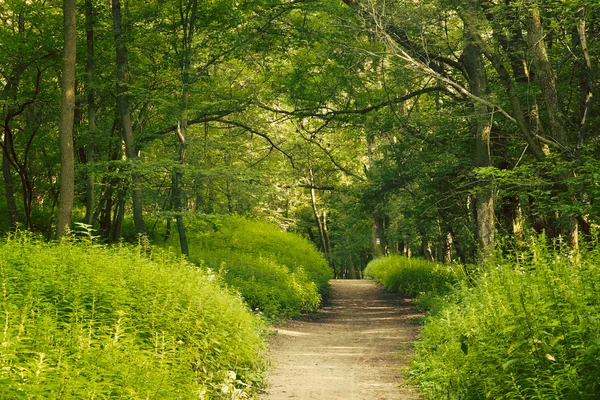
[364,255,461,299]
[410,237,600,399]
[166,216,332,321]
[0,232,266,399]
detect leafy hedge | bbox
[170,216,332,320]
[0,233,266,399]
[410,239,600,399]
[364,255,460,298]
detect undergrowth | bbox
[166,216,332,321]
[410,237,600,399]
[0,232,266,399]
[363,255,462,302]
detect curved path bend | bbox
[261,279,422,400]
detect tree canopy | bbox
[1,0,599,273]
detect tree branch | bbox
[218,118,297,169]
[258,86,453,119]
[144,108,242,140]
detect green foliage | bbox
[410,237,600,399]
[0,232,266,399]
[206,250,320,320]
[168,216,332,320]
[364,255,461,298]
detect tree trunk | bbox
[372,210,386,259]
[2,148,20,230]
[111,0,146,236]
[112,182,126,241]
[576,7,594,149]
[84,0,96,226]
[459,2,495,263]
[57,0,77,238]
[174,125,189,256]
[310,180,328,256]
[322,210,333,266]
[98,183,114,238]
[525,1,567,146]
[525,1,579,247]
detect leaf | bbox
[502,359,517,370]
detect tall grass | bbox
[167,216,332,320]
[364,255,461,298]
[410,237,600,399]
[0,232,266,399]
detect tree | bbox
[56,0,77,238]
[111,0,146,236]
[83,0,96,226]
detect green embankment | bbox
[0,233,266,399]
[167,216,332,320]
[364,254,461,308]
[367,241,600,399]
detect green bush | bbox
[410,238,600,399]
[364,255,461,298]
[168,216,331,320]
[202,250,320,319]
[0,233,266,399]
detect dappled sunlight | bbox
[263,280,422,399]
[275,328,312,337]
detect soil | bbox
[260,279,423,400]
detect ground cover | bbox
[410,239,600,399]
[167,216,332,320]
[0,232,266,399]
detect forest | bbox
[1,0,599,398]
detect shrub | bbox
[364,255,461,298]
[202,250,320,319]
[0,233,266,399]
[167,216,331,320]
[410,238,600,399]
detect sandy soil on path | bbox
[260,279,422,400]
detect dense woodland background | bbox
[1,1,600,398]
[1,0,599,272]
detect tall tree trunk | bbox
[112,182,126,241]
[322,210,333,266]
[2,147,20,230]
[111,0,146,236]
[309,173,328,257]
[525,0,578,248]
[576,7,594,149]
[1,107,20,230]
[84,0,96,226]
[174,125,189,256]
[459,1,495,263]
[1,12,24,231]
[372,210,387,259]
[57,0,77,238]
[99,182,114,237]
[525,1,567,146]
[172,0,198,257]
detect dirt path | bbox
[260,279,422,399]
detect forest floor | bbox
[259,279,423,400]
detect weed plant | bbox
[364,255,461,299]
[410,237,600,399]
[0,232,266,399]
[167,216,331,321]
